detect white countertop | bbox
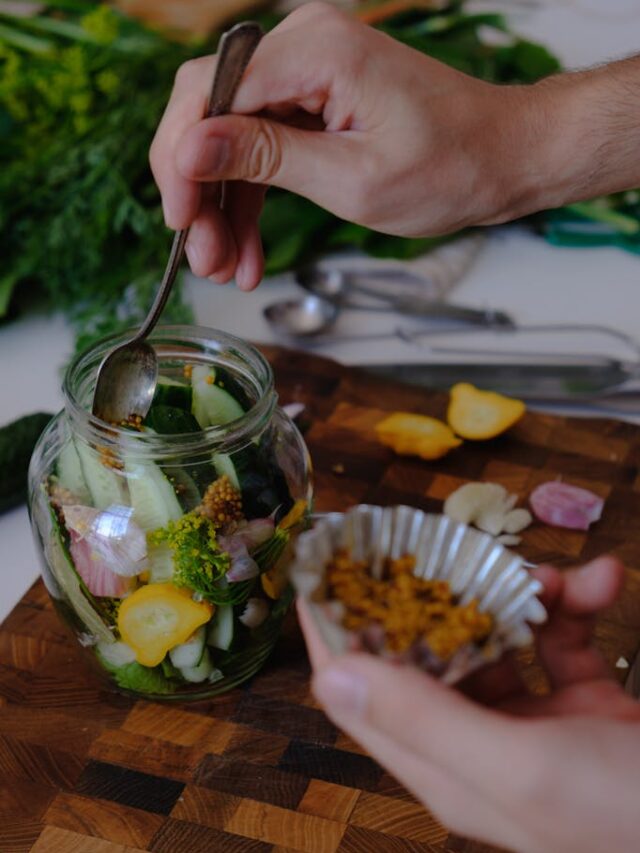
[2,0,640,622]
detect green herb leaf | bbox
[110,661,177,695]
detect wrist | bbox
[483,60,640,224]
[474,78,587,224]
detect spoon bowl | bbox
[92,341,158,424]
[263,295,339,338]
[296,267,351,302]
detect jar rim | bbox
[63,325,277,458]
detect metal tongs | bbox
[361,324,640,402]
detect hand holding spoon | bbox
[91,22,263,425]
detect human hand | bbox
[149,2,538,289]
[298,556,640,853]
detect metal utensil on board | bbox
[352,321,640,401]
[295,265,515,328]
[91,22,263,424]
[363,354,640,402]
[263,295,340,338]
[262,291,515,339]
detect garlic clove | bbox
[239,597,270,628]
[503,508,533,534]
[443,482,508,525]
[497,534,522,546]
[476,508,508,536]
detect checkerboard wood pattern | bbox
[1,346,638,853]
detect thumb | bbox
[176,113,357,210]
[313,654,533,793]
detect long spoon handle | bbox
[136,22,263,342]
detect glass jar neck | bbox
[62,325,277,459]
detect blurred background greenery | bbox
[1,0,638,352]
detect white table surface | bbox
[2,0,640,622]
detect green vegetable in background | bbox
[0,412,53,512]
[540,191,640,253]
[0,3,196,350]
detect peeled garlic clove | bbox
[502,492,519,514]
[503,508,533,534]
[239,598,270,628]
[497,533,522,546]
[530,482,604,531]
[476,508,508,536]
[443,482,508,525]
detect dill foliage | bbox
[0,3,201,349]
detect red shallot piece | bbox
[69,534,135,598]
[529,481,604,531]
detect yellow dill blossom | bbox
[150,511,230,602]
[81,6,119,45]
[96,69,119,96]
[70,91,92,115]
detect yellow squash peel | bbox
[447,383,525,440]
[117,583,213,667]
[375,412,462,460]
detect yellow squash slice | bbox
[375,412,462,460]
[447,383,525,440]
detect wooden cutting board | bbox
[2,346,639,853]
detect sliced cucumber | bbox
[192,366,244,428]
[191,365,213,385]
[212,452,240,491]
[75,440,126,510]
[97,640,136,669]
[144,405,201,436]
[57,439,91,503]
[126,459,182,531]
[211,367,252,412]
[165,467,201,512]
[147,544,174,583]
[207,603,234,650]
[152,376,193,411]
[169,625,206,668]
[179,647,214,683]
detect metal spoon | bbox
[263,295,340,338]
[92,22,263,424]
[262,289,513,341]
[295,266,515,328]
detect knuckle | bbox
[173,56,208,90]
[293,1,340,23]
[247,121,282,183]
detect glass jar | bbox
[28,326,312,700]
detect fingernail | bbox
[185,240,201,273]
[162,199,177,229]
[235,262,250,292]
[198,136,230,177]
[313,667,369,717]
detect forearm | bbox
[484,55,640,224]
